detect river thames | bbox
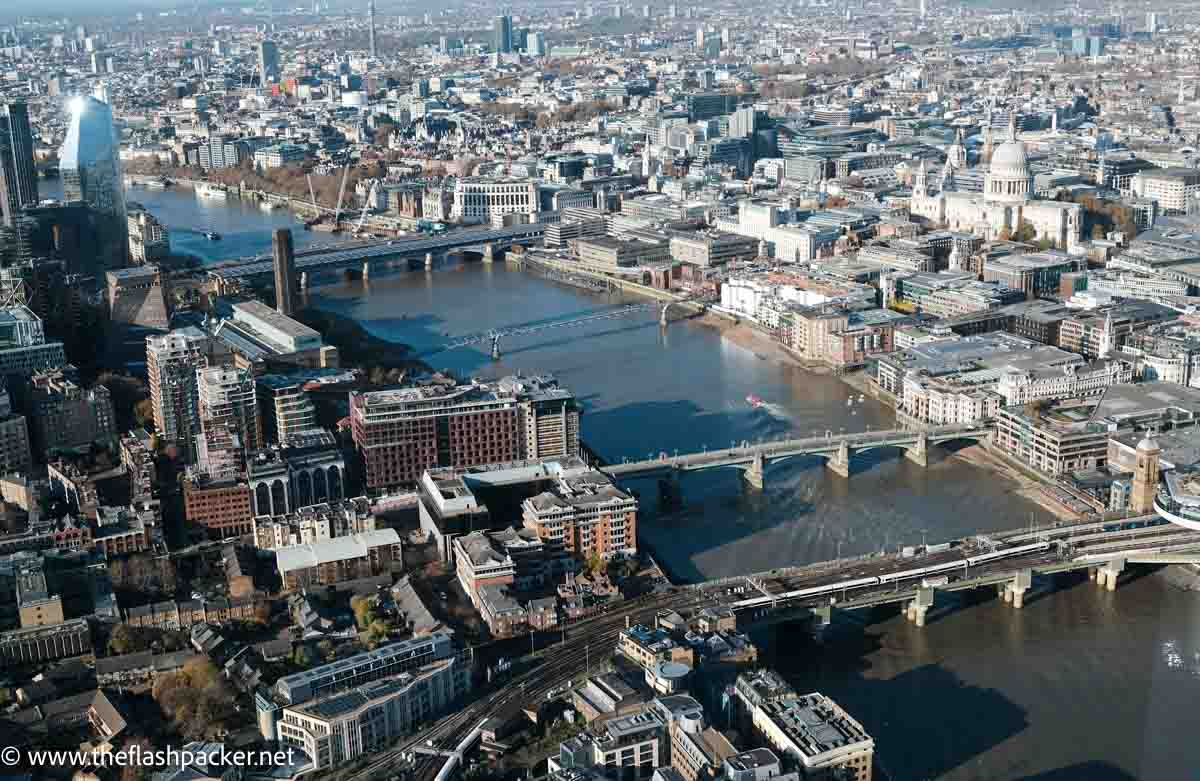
[72,184,1200,780]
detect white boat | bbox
[196,183,228,200]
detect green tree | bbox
[292,644,315,666]
[107,624,138,655]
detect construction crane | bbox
[332,165,351,231]
[355,180,378,236]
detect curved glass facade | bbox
[58,97,128,280]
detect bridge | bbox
[429,303,660,359]
[205,224,545,292]
[709,515,1200,628]
[602,424,990,500]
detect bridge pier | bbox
[1097,558,1125,591]
[826,440,852,478]
[299,271,308,291]
[743,452,765,491]
[809,605,833,642]
[482,243,495,264]
[362,261,370,280]
[425,252,435,269]
[906,586,935,627]
[905,434,929,468]
[490,333,501,361]
[658,471,682,511]
[1004,569,1033,608]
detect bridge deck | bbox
[604,424,989,477]
[206,225,545,279]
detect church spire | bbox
[1008,111,1018,143]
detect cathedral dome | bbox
[989,141,1029,178]
[984,140,1033,204]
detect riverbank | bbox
[949,443,1082,522]
[294,308,433,380]
[692,312,837,374]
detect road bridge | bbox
[205,225,545,292]
[602,424,990,501]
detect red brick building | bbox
[183,473,254,538]
[350,383,521,489]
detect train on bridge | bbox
[731,541,1052,610]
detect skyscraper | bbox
[147,329,210,463]
[258,39,279,83]
[59,96,128,278]
[272,228,296,316]
[0,103,38,227]
[494,15,513,54]
[368,0,377,57]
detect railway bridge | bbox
[205,225,545,292]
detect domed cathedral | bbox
[910,114,1083,251]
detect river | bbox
[86,187,1200,780]
[39,178,346,263]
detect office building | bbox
[0,387,31,475]
[253,143,307,169]
[0,306,64,378]
[0,103,38,227]
[182,471,254,538]
[257,39,280,83]
[272,228,296,316]
[686,93,738,122]
[528,31,545,57]
[27,368,116,456]
[451,177,539,224]
[256,630,457,739]
[59,97,128,278]
[751,692,874,781]
[494,14,513,53]
[278,657,469,770]
[275,528,402,591]
[1131,168,1200,215]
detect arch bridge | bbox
[601,424,990,504]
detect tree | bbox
[292,645,316,666]
[586,553,604,575]
[350,595,376,629]
[134,398,156,429]
[108,624,138,655]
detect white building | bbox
[909,117,1082,250]
[451,177,540,224]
